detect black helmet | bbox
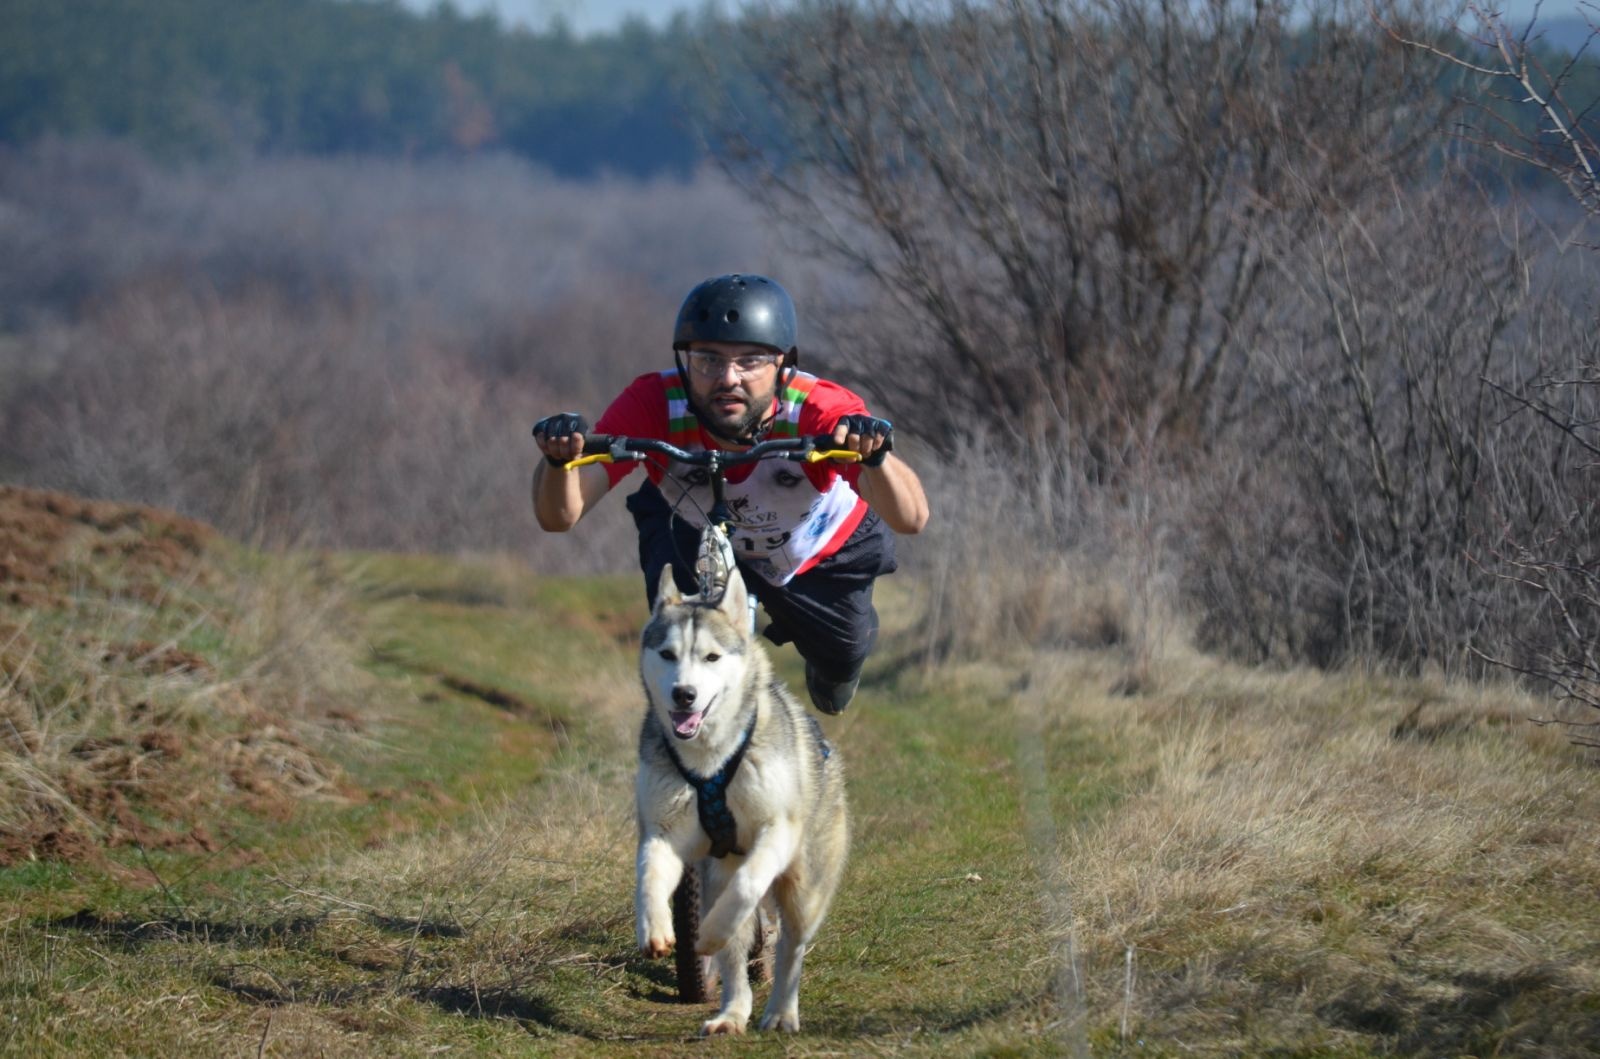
[672,274,798,357]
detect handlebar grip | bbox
[581,434,616,456]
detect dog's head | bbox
[640,567,753,742]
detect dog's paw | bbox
[694,926,727,957]
[700,1015,747,1036]
[757,1010,800,1033]
[696,905,738,955]
[640,930,675,959]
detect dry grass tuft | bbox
[1021,654,1600,1052]
[909,436,1191,704]
[0,487,368,866]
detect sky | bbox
[410,0,708,36]
[406,0,1592,38]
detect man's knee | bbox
[784,602,879,682]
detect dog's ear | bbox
[717,569,748,626]
[655,565,684,611]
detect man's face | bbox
[683,341,784,440]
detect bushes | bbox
[716,0,1598,701]
[0,144,773,565]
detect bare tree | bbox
[1383,3,1600,722]
[706,0,1600,694]
[1382,2,1600,212]
[716,0,1457,464]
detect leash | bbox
[660,710,759,859]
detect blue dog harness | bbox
[659,709,834,860]
[662,712,758,859]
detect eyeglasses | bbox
[684,350,782,378]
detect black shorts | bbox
[625,480,897,682]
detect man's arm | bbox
[531,457,611,531]
[829,415,928,534]
[854,453,929,535]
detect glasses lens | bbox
[687,351,778,377]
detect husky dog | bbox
[635,565,850,1035]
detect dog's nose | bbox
[671,685,697,709]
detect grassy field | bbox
[3,490,1598,1056]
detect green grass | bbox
[4,546,1599,1056]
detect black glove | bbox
[836,414,894,467]
[532,412,589,467]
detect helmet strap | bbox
[779,349,798,406]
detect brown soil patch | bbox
[1,826,97,866]
[440,673,533,714]
[0,716,334,868]
[102,640,213,676]
[0,484,215,607]
[0,486,349,868]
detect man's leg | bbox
[749,510,897,715]
[632,483,897,713]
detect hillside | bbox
[0,0,722,177]
[3,490,1597,1055]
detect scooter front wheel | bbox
[670,863,712,1002]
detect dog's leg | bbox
[635,830,686,958]
[699,858,755,1036]
[758,874,806,1032]
[750,892,778,985]
[697,820,799,957]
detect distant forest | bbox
[6,0,1598,182]
[0,0,743,178]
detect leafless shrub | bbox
[6,279,522,549]
[1176,169,1599,682]
[1469,300,1600,725]
[0,143,786,563]
[913,424,1188,688]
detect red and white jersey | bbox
[593,369,871,585]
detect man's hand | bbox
[531,412,609,532]
[533,412,589,467]
[831,413,927,534]
[831,414,894,467]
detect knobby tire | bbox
[671,865,709,1003]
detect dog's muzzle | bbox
[669,685,709,740]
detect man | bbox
[532,273,928,715]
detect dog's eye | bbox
[659,649,677,661]
[704,652,721,663]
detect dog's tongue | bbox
[670,710,705,739]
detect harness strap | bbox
[661,711,758,859]
[807,714,833,762]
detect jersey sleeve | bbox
[798,378,873,490]
[592,373,670,489]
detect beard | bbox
[693,382,776,442]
